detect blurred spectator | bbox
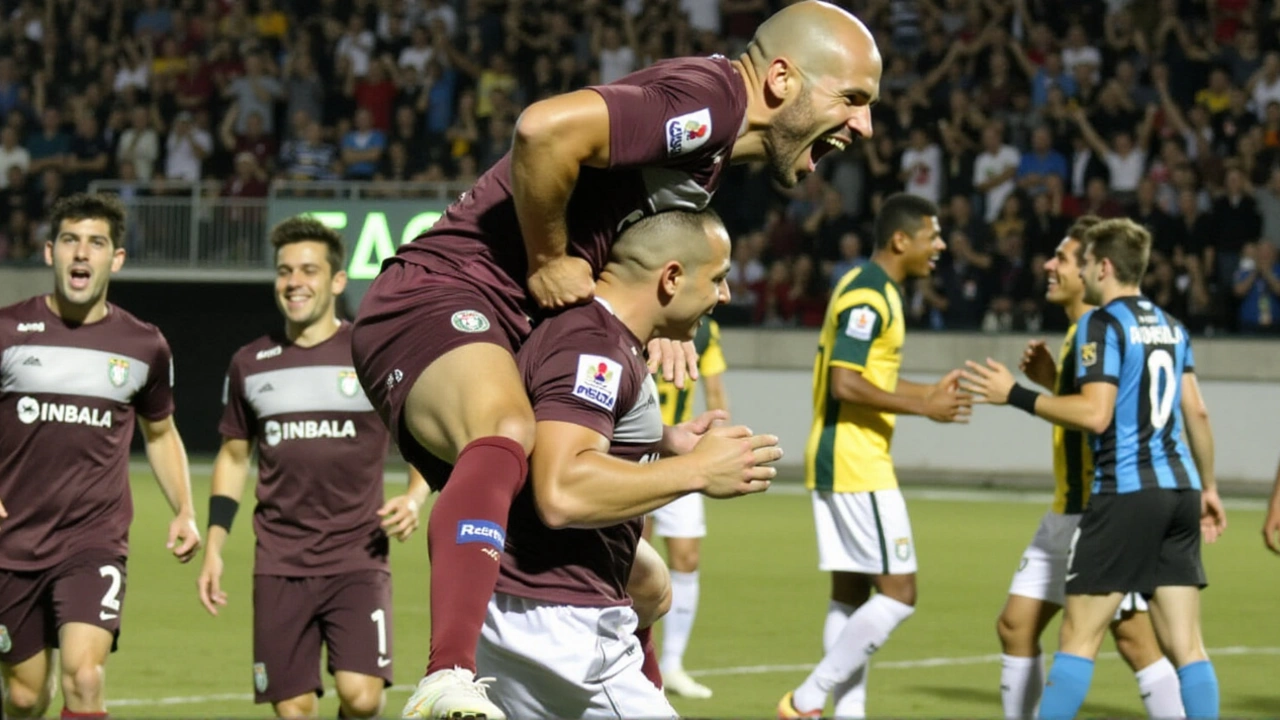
[279,120,337,181]
[1016,125,1068,197]
[828,232,867,289]
[27,108,71,177]
[341,108,386,180]
[165,111,212,182]
[974,124,1021,222]
[1233,241,1280,334]
[0,126,30,189]
[901,127,943,205]
[224,52,282,136]
[65,115,108,194]
[117,106,161,182]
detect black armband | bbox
[1008,383,1040,416]
[208,495,239,532]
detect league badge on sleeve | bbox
[1080,342,1097,368]
[845,306,876,341]
[665,108,712,157]
[574,354,623,410]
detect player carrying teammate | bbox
[475,208,779,719]
[995,216,1184,719]
[0,193,201,719]
[779,193,970,719]
[196,217,429,719]
[961,218,1227,720]
[351,2,882,716]
[644,317,729,699]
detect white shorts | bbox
[476,593,677,720]
[812,489,917,575]
[650,493,706,539]
[1008,510,1149,617]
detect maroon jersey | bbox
[395,55,746,325]
[219,323,391,576]
[497,300,664,607]
[0,296,174,571]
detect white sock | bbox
[824,600,866,719]
[1135,657,1184,719]
[792,594,914,713]
[1000,654,1044,719]
[659,571,699,671]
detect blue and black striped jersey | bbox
[1075,296,1201,495]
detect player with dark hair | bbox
[780,193,969,718]
[0,192,201,719]
[197,216,429,719]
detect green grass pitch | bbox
[95,473,1279,717]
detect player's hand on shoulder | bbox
[1200,487,1227,544]
[378,494,422,542]
[692,424,782,498]
[197,551,227,616]
[527,255,595,310]
[168,512,202,563]
[927,368,974,423]
[647,338,700,390]
[1020,340,1056,390]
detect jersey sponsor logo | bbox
[0,624,10,653]
[253,662,269,693]
[16,396,112,427]
[665,108,712,157]
[22,356,41,367]
[338,370,361,398]
[261,418,358,446]
[456,519,505,551]
[450,309,491,333]
[845,306,876,341]
[1128,324,1183,346]
[1080,342,1097,367]
[17,322,44,332]
[107,358,130,388]
[574,354,623,410]
[255,345,283,361]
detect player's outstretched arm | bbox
[1264,459,1280,555]
[139,414,201,564]
[513,89,611,309]
[377,465,430,542]
[962,359,1115,433]
[836,367,972,423]
[199,436,252,616]
[531,421,779,530]
[1180,373,1225,543]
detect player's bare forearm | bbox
[831,367,927,416]
[1026,383,1116,434]
[406,465,431,508]
[140,415,196,517]
[1180,373,1217,491]
[206,438,252,554]
[893,377,935,400]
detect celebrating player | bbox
[351,2,881,716]
[196,217,428,719]
[961,218,1227,720]
[779,193,970,719]
[0,193,201,719]
[995,216,1184,719]
[472,208,779,720]
[644,317,729,699]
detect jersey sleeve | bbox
[697,320,727,377]
[1076,310,1122,386]
[589,61,741,170]
[1181,333,1196,374]
[217,354,255,441]
[830,290,887,371]
[134,332,176,421]
[527,333,639,441]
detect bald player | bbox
[351,3,882,716]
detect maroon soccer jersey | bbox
[394,55,747,325]
[219,323,391,576]
[496,300,664,607]
[0,296,175,571]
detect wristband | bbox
[208,495,239,532]
[1008,383,1040,416]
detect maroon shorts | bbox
[0,550,127,664]
[352,259,533,489]
[251,570,393,704]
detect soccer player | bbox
[474,208,779,720]
[644,317,728,699]
[778,193,971,719]
[352,2,882,715]
[961,218,1227,720]
[1264,458,1280,554]
[996,216,1184,719]
[0,193,201,719]
[196,217,429,719]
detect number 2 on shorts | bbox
[99,565,123,612]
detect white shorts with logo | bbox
[1008,509,1149,617]
[476,593,677,720]
[812,489,918,575]
[650,493,706,539]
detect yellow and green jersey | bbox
[656,319,726,425]
[806,261,904,493]
[1053,323,1093,514]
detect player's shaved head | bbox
[607,209,727,281]
[747,1,877,88]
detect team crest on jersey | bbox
[338,370,361,397]
[1080,342,1097,368]
[253,662,268,693]
[894,537,913,562]
[108,358,130,388]
[0,625,10,653]
[451,310,490,333]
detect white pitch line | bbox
[107,646,1280,707]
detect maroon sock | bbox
[426,436,529,675]
[61,710,107,720]
[636,625,663,690]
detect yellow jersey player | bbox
[645,319,728,699]
[995,216,1185,719]
[778,193,970,719]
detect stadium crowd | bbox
[0,0,1279,334]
